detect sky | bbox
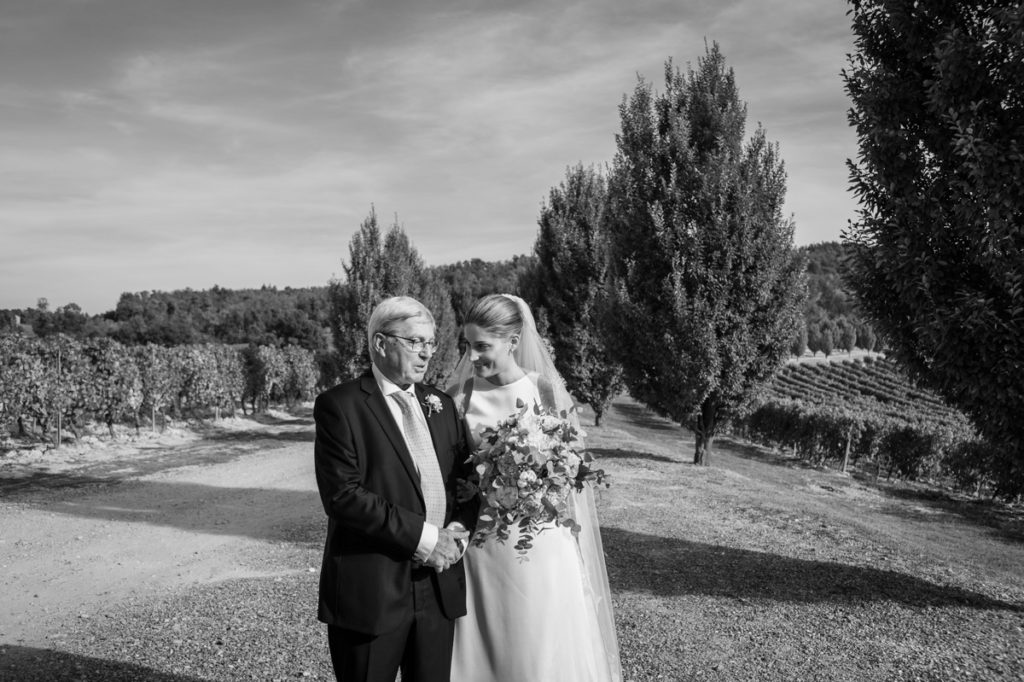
[1,0,858,314]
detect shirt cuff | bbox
[414,522,439,561]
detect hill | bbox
[3,244,873,352]
[0,257,536,351]
[797,241,878,353]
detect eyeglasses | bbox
[380,333,438,354]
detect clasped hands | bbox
[423,523,470,573]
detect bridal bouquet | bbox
[466,399,608,558]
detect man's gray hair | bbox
[367,296,436,352]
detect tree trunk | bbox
[593,406,603,427]
[692,400,717,466]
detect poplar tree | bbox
[529,164,623,426]
[843,0,1024,495]
[328,209,386,380]
[605,44,806,465]
[328,208,459,386]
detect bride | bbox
[446,294,621,682]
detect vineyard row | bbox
[0,335,321,441]
[732,358,995,494]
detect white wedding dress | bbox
[450,373,618,682]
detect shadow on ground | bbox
[714,437,810,471]
[602,526,1023,612]
[873,485,1024,545]
[589,447,678,465]
[9,477,324,545]
[610,401,678,431]
[204,430,314,444]
[0,646,205,682]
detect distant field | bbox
[769,355,965,428]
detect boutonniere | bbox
[423,394,444,417]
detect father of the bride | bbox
[314,296,475,682]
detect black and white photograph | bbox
[2,1,1022,680]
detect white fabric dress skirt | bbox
[449,374,616,682]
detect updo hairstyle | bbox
[463,294,523,340]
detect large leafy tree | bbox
[604,45,806,465]
[527,164,623,426]
[328,209,387,381]
[843,1,1024,495]
[328,208,459,386]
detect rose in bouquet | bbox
[464,399,608,558]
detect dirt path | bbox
[0,411,322,649]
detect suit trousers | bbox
[327,568,455,682]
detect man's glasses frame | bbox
[380,333,438,353]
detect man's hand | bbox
[423,526,470,572]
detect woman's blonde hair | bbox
[463,294,523,339]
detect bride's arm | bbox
[536,374,557,412]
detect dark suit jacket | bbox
[314,372,476,636]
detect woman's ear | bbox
[508,334,520,353]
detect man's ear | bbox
[370,332,385,357]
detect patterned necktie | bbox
[390,391,447,527]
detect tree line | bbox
[1,243,867,359]
[793,242,879,357]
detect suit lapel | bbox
[360,375,422,491]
